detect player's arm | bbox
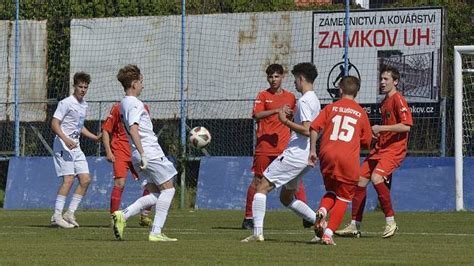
[254,108,281,121]
[81,127,102,142]
[129,123,147,170]
[101,129,115,162]
[51,117,77,150]
[308,128,320,167]
[278,106,311,136]
[372,123,411,136]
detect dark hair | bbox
[117,64,141,90]
[266,64,284,75]
[380,65,400,82]
[73,72,91,86]
[339,76,360,97]
[291,62,318,83]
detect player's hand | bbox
[64,138,78,150]
[95,133,103,142]
[308,151,318,167]
[372,125,382,136]
[106,153,115,163]
[139,153,148,170]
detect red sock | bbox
[374,182,395,217]
[327,199,348,232]
[351,186,367,222]
[110,186,124,213]
[294,180,307,203]
[319,192,336,212]
[142,188,152,213]
[245,184,256,218]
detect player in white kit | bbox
[111,64,178,242]
[242,62,321,242]
[51,72,102,229]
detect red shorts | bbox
[252,155,277,177]
[323,177,356,202]
[360,158,399,179]
[113,159,139,180]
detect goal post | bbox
[454,45,474,211]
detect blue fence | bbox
[4,156,473,211]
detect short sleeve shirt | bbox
[102,103,131,160]
[311,98,372,184]
[285,90,321,161]
[53,95,88,150]
[120,96,164,162]
[253,89,296,156]
[369,92,413,162]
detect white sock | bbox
[324,228,334,237]
[151,188,175,235]
[123,193,159,220]
[386,216,395,223]
[67,194,83,214]
[54,195,66,216]
[252,193,266,236]
[288,199,316,223]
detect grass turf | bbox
[0,209,473,264]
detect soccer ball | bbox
[189,126,211,149]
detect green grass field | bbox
[1,209,473,264]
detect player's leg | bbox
[63,151,91,227]
[371,159,398,238]
[241,176,274,242]
[293,179,313,228]
[110,159,128,214]
[139,185,153,227]
[63,172,90,227]
[242,177,257,229]
[281,177,316,228]
[52,174,75,229]
[140,156,178,242]
[128,162,153,227]
[336,160,373,237]
[321,182,355,245]
[111,177,125,213]
[51,148,77,229]
[242,155,275,229]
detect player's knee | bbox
[371,174,384,184]
[61,177,74,188]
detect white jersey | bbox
[53,95,88,150]
[120,96,165,162]
[285,90,320,161]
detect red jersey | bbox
[253,89,296,156]
[310,98,372,184]
[369,91,413,162]
[102,103,150,161]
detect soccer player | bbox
[242,63,310,230]
[51,72,101,228]
[112,64,177,242]
[308,76,372,245]
[336,65,413,238]
[102,103,152,226]
[241,62,321,242]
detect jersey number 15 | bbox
[330,115,357,142]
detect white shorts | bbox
[53,139,89,177]
[133,156,177,186]
[263,153,310,190]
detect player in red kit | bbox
[308,76,372,245]
[242,63,310,229]
[336,65,413,238]
[102,103,152,226]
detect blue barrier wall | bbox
[196,157,474,211]
[5,157,144,209]
[5,156,474,211]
